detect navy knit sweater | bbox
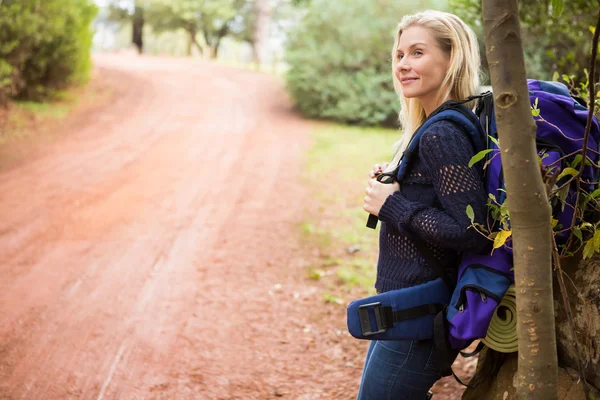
[375,120,491,293]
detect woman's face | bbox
[394,26,451,111]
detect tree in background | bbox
[284,0,447,126]
[450,0,600,84]
[132,2,145,53]
[252,0,272,66]
[104,0,276,66]
[144,0,253,59]
[0,0,97,103]
[108,0,145,54]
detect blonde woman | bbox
[360,10,490,399]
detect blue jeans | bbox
[356,339,455,400]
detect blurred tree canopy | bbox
[450,0,600,83]
[147,0,251,58]
[108,0,258,59]
[284,0,447,127]
[0,0,97,103]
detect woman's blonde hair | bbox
[387,10,480,170]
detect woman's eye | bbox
[414,50,423,56]
[397,54,404,60]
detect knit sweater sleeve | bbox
[378,121,491,253]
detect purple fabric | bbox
[449,293,500,350]
[446,248,513,349]
[528,79,600,190]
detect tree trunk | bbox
[186,28,203,56]
[251,43,259,66]
[211,41,220,59]
[482,1,558,399]
[132,4,144,54]
[211,25,230,59]
[252,0,272,66]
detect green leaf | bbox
[488,135,500,147]
[581,189,600,211]
[573,229,583,243]
[551,217,559,228]
[531,108,541,117]
[557,184,570,211]
[491,209,500,221]
[591,26,597,35]
[494,230,512,249]
[466,205,475,223]
[572,154,583,169]
[583,239,596,259]
[489,193,497,202]
[594,230,600,250]
[557,167,579,181]
[469,149,493,168]
[500,202,509,218]
[551,0,563,17]
[552,71,559,82]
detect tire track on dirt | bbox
[0,55,295,399]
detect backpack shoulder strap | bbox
[396,103,486,182]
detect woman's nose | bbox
[396,60,411,72]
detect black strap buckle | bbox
[358,302,388,336]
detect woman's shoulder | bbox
[418,119,475,155]
[422,119,467,137]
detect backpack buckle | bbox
[358,302,388,336]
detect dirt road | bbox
[0,54,362,400]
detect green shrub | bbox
[284,0,445,127]
[450,0,600,83]
[0,0,97,103]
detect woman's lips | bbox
[401,77,419,85]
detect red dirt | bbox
[0,54,472,399]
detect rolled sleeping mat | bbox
[481,284,518,353]
[347,277,451,341]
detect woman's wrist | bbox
[378,191,426,227]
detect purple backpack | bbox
[431,80,600,378]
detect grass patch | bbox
[300,122,400,302]
[14,100,71,119]
[14,89,78,119]
[0,73,114,150]
[0,91,80,143]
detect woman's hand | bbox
[363,179,400,217]
[369,162,389,179]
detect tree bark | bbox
[252,0,272,66]
[211,40,221,59]
[186,27,203,56]
[132,4,144,54]
[482,1,558,399]
[210,25,230,59]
